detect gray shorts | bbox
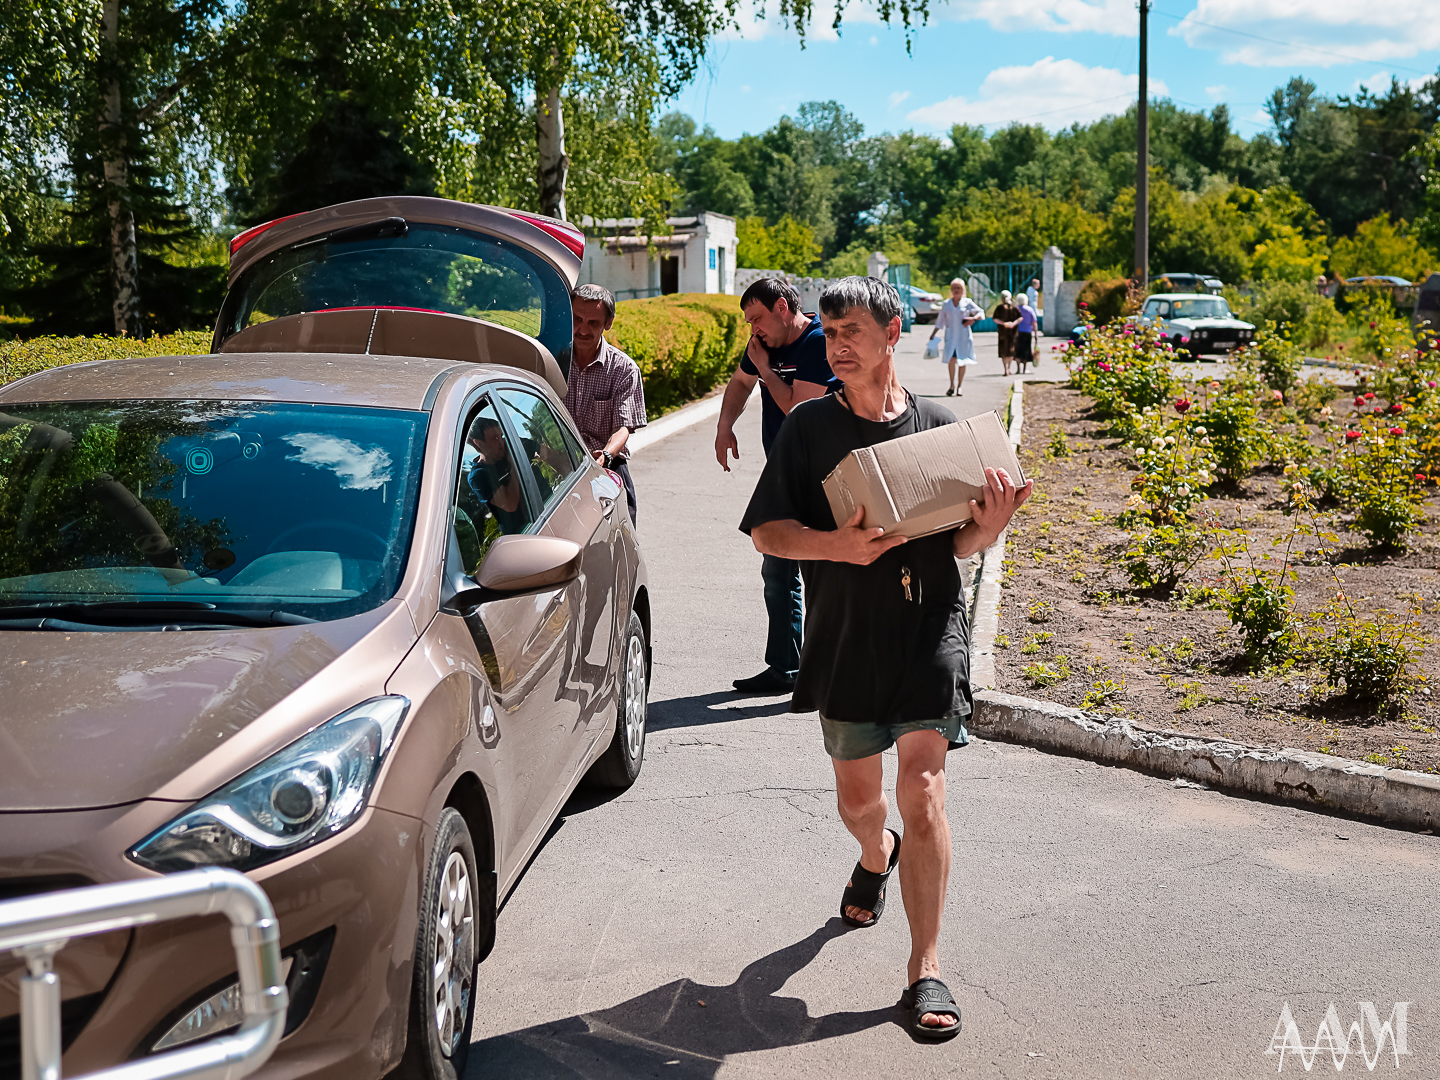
[820,715,970,761]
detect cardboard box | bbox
[822,409,1025,538]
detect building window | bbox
[708,248,716,270]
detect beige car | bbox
[0,198,650,1080]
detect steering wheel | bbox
[266,520,389,561]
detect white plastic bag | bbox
[923,337,940,360]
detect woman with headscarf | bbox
[992,290,1022,377]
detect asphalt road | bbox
[465,327,1440,1079]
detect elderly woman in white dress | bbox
[927,278,984,397]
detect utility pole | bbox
[1135,0,1151,290]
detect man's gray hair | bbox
[572,282,616,324]
[818,276,903,328]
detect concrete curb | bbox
[967,379,1024,689]
[970,691,1440,832]
[628,385,758,454]
[966,376,1440,832]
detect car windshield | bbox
[0,400,427,625]
[1168,297,1231,319]
[215,221,573,359]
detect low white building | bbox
[578,213,737,300]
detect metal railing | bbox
[0,867,287,1080]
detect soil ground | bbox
[995,381,1440,773]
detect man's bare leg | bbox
[895,728,955,1029]
[831,752,894,924]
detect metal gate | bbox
[961,261,1042,308]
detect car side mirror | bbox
[442,535,582,613]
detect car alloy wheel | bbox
[431,851,474,1055]
[583,610,648,789]
[623,630,647,761]
[397,807,480,1080]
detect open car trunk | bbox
[218,307,568,397]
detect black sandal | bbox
[901,977,962,1041]
[839,828,900,928]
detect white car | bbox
[902,285,943,324]
[1138,293,1255,358]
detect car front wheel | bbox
[583,610,648,789]
[397,808,480,1080]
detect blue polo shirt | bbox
[739,313,836,454]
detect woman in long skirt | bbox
[992,289,1022,377]
[927,278,983,396]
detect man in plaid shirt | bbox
[563,283,647,525]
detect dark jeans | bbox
[761,554,802,677]
[612,458,637,527]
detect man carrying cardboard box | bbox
[739,276,1031,1040]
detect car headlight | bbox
[129,696,410,873]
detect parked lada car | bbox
[0,197,651,1080]
[1138,293,1255,358]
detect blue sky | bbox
[672,0,1440,141]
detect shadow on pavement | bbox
[465,919,897,1079]
[649,690,796,732]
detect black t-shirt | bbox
[739,313,836,454]
[738,393,972,725]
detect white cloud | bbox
[869,35,879,45]
[889,90,912,108]
[906,57,1166,130]
[741,84,752,93]
[1354,71,1434,93]
[1171,0,1440,67]
[935,0,1135,36]
[1205,84,1228,98]
[283,433,393,491]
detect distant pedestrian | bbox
[564,283,647,525]
[1026,278,1040,311]
[927,279,982,397]
[992,290,1022,377]
[715,276,836,695]
[741,275,1031,1041]
[1015,292,1039,374]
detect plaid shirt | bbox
[563,339,647,460]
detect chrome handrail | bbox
[0,867,288,1080]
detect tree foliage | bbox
[1329,216,1437,281]
[657,75,1440,288]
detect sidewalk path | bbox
[464,328,1440,1079]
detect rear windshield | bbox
[215,221,573,359]
[0,400,427,626]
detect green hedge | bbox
[0,331,213,387]
[607,292,744,416]
[0,294,746,418]
[1077,278,1134,326]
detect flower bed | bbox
[995,318,1439,771]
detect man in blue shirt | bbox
[715,276,837,694]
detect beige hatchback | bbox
[0,199,650,1080]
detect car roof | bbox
[0,351,537,411]
[1146,294,1228,302]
